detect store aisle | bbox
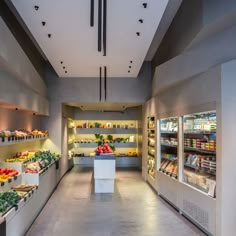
[26,167,205,236]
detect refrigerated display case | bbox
[183,111,216,197]
[159,117,178,179]
[147,117,156,179]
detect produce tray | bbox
[0,174,22,192]
[3,186,38,222]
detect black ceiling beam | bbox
[98,0,102,52]
[90,0,94,27]
[103,0,107,56]
[104,66,107,101]
[99,67,102,101]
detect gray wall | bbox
[203,0,236,25]
[45,62,152,104]
[74,106,142,120]
[42,63,151,177]
[151,0,236,69]
[0,107,42,162]
[0,107,41,131]
[0,1,45,78]
[152,0,203,68]
[0,17,49,115]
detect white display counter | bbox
[94,155,116,193]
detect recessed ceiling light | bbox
[129,66,132,68]
[128,70,130,73]
[60,61,63,64]
[65,71,68,73]
[130,61,133,63]
[63,66,66,69]
[34,6,39,10]
[42,21,46,26]
[139,19,143,23]
[136,32,140,36]
[48,34,51,38]
[142,3,147,8]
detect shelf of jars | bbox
[183,111,216,197]
[159,117,178,179]
[147,116,156,180]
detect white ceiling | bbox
[10,0,169,78]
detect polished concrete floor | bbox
[26,167,206,236]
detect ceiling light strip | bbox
[90,0,94,27]
[104,66,107,101]
[103,0,107,56]
[98,0,102,52]
[99,67,102,101]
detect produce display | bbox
[12,184,37,197]
[25,151,60,173]
[95,144,114,154]
[0,190,21,215]
[5,151,36,163]
[0,129,48,142]
[0,168,19,182]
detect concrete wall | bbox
[0,17,49,115]
[0,1,45,78]
[203,0,236,25]
[0,107,41,131]
[74,106,142,120]
[152,0,236,69]
[0,107,42,162]
[42,63,151,176]
[152,0,203,68]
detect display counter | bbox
[94,155,116,193]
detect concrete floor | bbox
[26,167,206,236]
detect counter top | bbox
[95,155,116,160]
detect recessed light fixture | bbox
[34,5,39,10]
[136,32,140,36]
[42,21,46,26]
[15,108,18,111]
[60,61,63,64]
[65,71,68,74]
[48,34,51,38]
[129,66,132,69]
[130,60,133,63]
[128,70,130,73]
[33,112,36,116]
[139,19,143,23]
[142,3,147,8]
[63,66,65,69]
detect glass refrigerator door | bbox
[183,111,216,197]
[159,117,178,178]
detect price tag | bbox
[207,179,216,197]
[8,178,12,183]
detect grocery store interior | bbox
[0,0,235,235]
